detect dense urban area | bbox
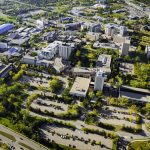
[0,0,150,150]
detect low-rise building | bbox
[3,47,22,57]
[22,55,51,67]
[69,9,85,16]
[0,23,14,34]
[0,42,8,52]
[86,32,100,41]
[38,41,61,60]
[0,63,12,78]
[22,55,37,65]
[96,54,112,74]
[70,77,91,97]
[10,37,29,46]
[72,67,96,77]
[36,19,48,28]
[119,63,134,75]
[60,17,73,23]
[64,22,83,30]
[93,4,108,9]
[93,41,117,50]
[53,57,66,73]
[96,0,107,4]
[42,31,58,42]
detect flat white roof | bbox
[98,54,112,68]
[70,77,91,97]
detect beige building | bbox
[120,43,130,56]
[96,54,112,74]
[53,57,66,73]
[70,77,91,97]
[119,63,134,75]
[86,32,100,41]
[113,35,130,46]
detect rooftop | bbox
[120,63,134,75]
[70,77,91,97]
[98,54,112,68]
[0,23,14,30]
[96,70,105,77]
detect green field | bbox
[128,140,150,150]
[0,130,16,142]
[19,142,35,150]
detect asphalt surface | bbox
[0,125,48,150]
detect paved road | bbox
[125,0,150,16]
[30,107,150,141]
[8,0,42,9]
[0,125,48,150]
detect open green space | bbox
[0,130,16,142]
[128,140,150,150]
[19,142,35,150]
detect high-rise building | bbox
[59,44,72,60]
[90,24,101,33]
[145,46,150,58]
[120,43,130,56]
[105,26,117,37]
[105,24,127,37]
[119,26,127,36]
[94,71,105,91]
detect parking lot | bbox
[31,98,68,114]
[21,75,49,88]
[99,106,137,127]
[41,125,112,150]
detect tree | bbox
[88,92,95,99]
[115,76,123,98]
[119,97,129,106]
[77,61,81,67]
[96,91,103,98]
[76,50,81,57]
[108,97,117,105]
[129,105,138,114]
[12,69,24,81]
[49,78,63,93]
[145,103,150,115]
[26,94,38,108]
[0,78,4,84]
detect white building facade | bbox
[94,71,105,91]
[59,44,72,60]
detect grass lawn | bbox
[0,142,9,149]
[84,44,97,53]
[128,140,150,150]
[0,130,16,142]
[145,123,150,132]
[19,142,35,150]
